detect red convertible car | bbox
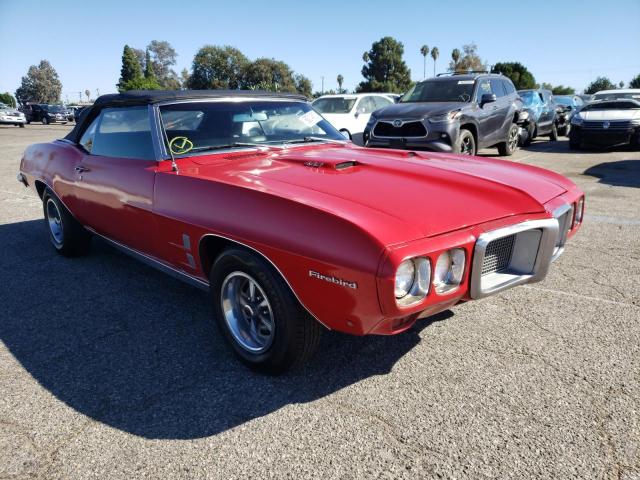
[17,90,584,373]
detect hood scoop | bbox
[303,160,359,171]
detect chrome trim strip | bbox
[88,228,209,291]
[371,120,428,139]
[470,218,559,299]
[551,203,573,262]
[199,233,331,330]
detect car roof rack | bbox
[436,70,489,77]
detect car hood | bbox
[0,108,22,115]
[580,109,640,121]
[373,102,468,120]
[186,144,567,245]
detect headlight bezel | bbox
[574,197,585,225]
[433,248,466,294]
[394,257,431,307]
[428,110,462,124]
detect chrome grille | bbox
[582,120,632,130]
[481,234,515,276]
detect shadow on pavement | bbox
[0,219,450,440]
[583,159,640,188]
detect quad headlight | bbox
[574,197,584,225]
[433,248,466,294]
[395,257,431,306]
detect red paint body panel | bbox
[19,139,584,336]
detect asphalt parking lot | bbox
[1,124,638,480]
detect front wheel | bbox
[549,123,558,141]
[210,248,322,374]
[19,123,25,128]
[498,124,519,156]
[455,128,476,155]
[42,190,91,257]
[42,117,50,125]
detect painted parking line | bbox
[523,285,639,309]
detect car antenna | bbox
[158,110,179,173]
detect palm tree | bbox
[420,45,429,79]
[430,47,439,77]
[451,48,461,72]
[337,74,344,94]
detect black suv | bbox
[20,104,69,124]
[363,73,524,156]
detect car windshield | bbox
[401,79,475,103]
[581,100,640,111]
[312,97,357,114]
[554,97,573,106]
[519,91,536,106]
[593,92,640,101]
[49,105,66,113]
[159,100,345,155]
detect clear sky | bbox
[1,0,639,102]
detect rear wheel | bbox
[549,123,558,141]
[19,124,25,128]
[42,190,91,257]
[498,124,519,156]
[455,129,476,155]
[210,248,322,374]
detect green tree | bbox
[15,60,62,104]
[118,45,143,91]
[337,74,344,93]
[294,74,313,98]
[449,43,485,73]
[147,40,179,89]
[0,92,17,107]
[491,62,536,89]
[188,45,249,89]
[551,85,575,95]
[430,47,439,77]
[584,76,617,94]
[357,37,412,93]
[420,45,429,79]
[243,58,297,92]
[144,49,155,79]
[180,68,190,89]
[451,49,461,71]
[630,74,640,88]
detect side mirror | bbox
[354,111,360,118]
[480,93,497,106]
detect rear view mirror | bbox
[233,112,268,122]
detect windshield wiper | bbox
[188,142,263,153]
[280,136,347,145]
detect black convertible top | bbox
[65,89,308,142]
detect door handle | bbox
[75,165,90,173]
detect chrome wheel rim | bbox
[460,135,474,155]
[508,126,519,151]
[46,198,63,246]
[220,271,275,353]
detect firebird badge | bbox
[309,270,357,289]
[392,119,403,128]
[603,121,610,129]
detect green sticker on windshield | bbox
[169,136,193,155]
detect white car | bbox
[0,103,26,127]
[312,94,396,139]
[569,89,640,149]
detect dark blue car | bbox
[518,89,558,145]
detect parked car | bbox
[312,93,395,139]
[578,94,594,103]
[17,90,584,373]
[363,73,524,156]
[569,89,640,149]
[553,95,584,136]
[0,102,26,127]
[518,89,559,145]
[73,106,89,123]
[20,104,69,124]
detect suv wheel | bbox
[42,116,50,125]
[210,248,322,374]
[549,123,558,141]
[456,129,476,155]
[498,124,519,156]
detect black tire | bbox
[549,123,558,141]
[498,124,519,156]
[339,129,352,140]
[455,128,476,155]
[209,248,322,374]
[523,123,535,147]
[42,190,91,257]
[568,129,581,150]
[42,116,49,125]
[19,124,25,128]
